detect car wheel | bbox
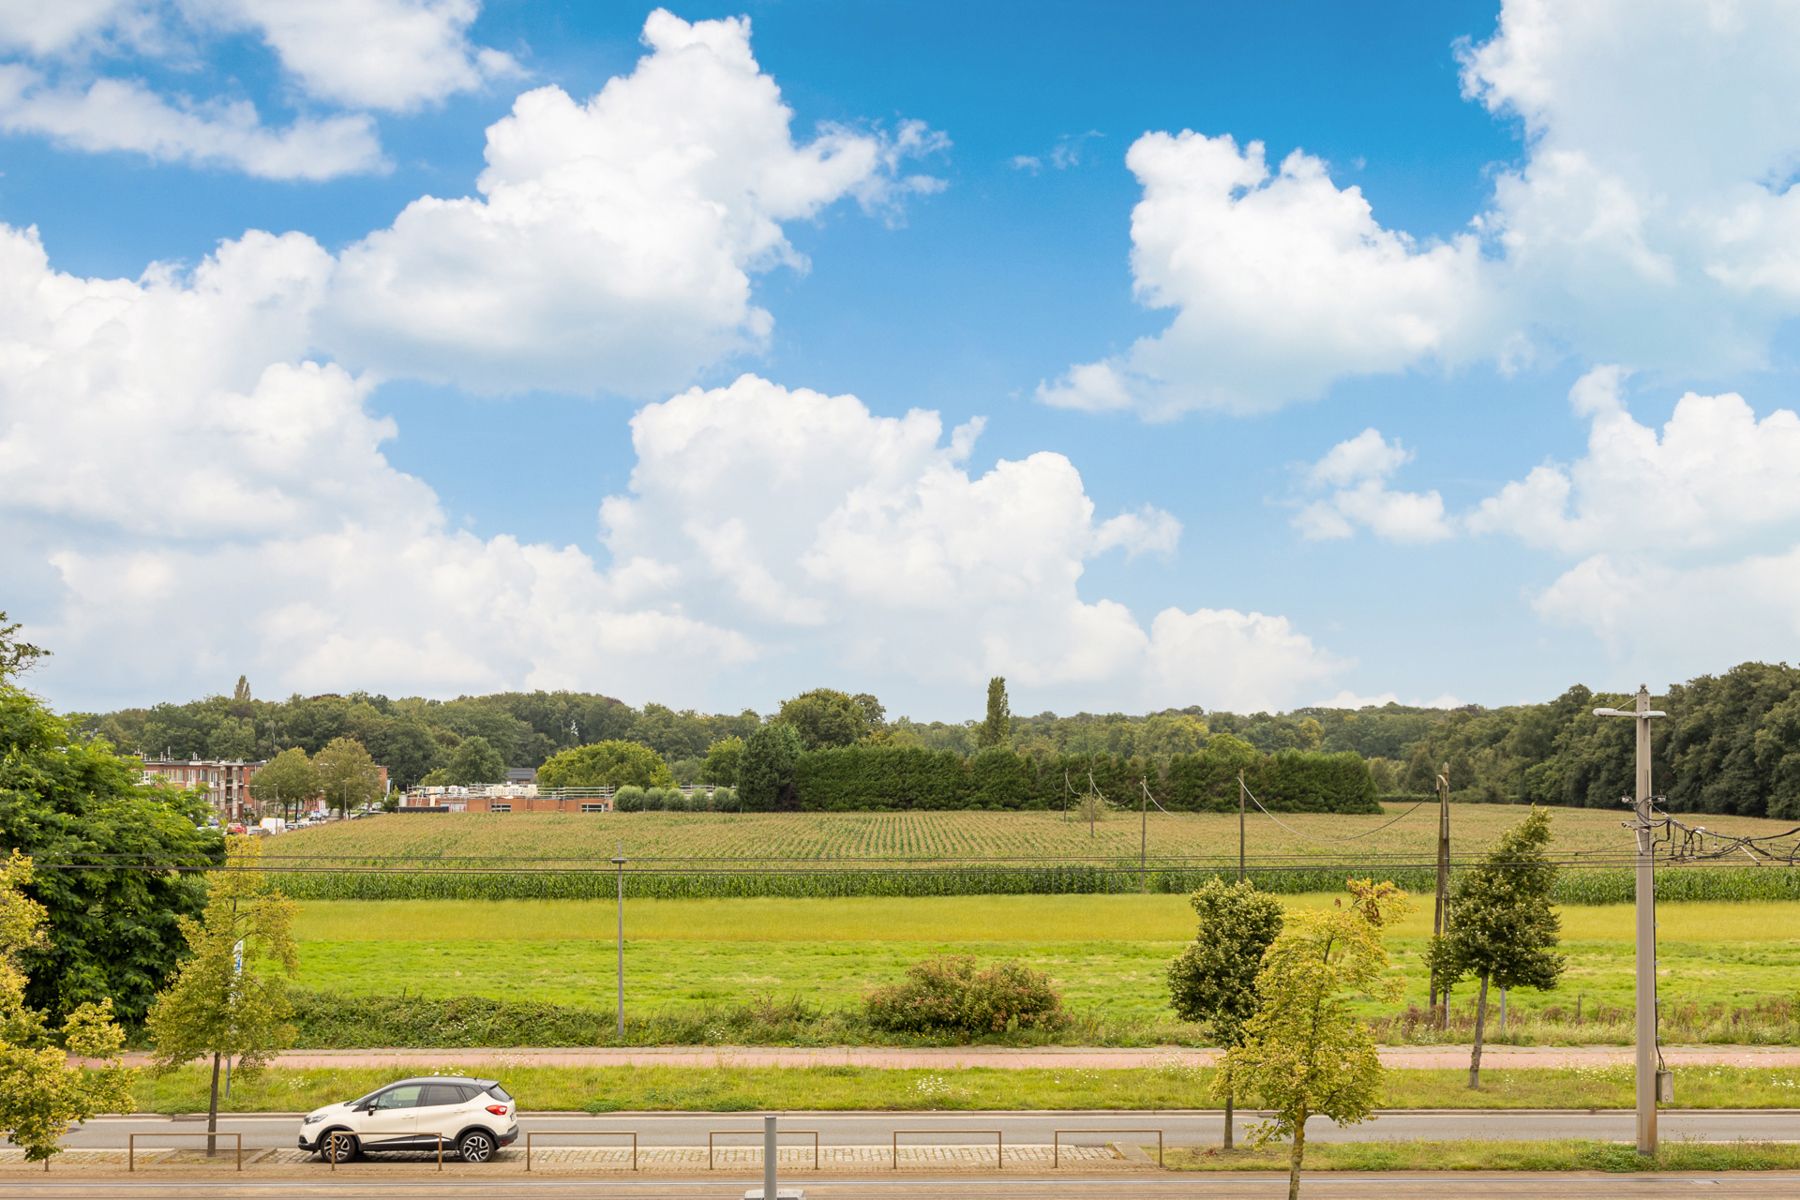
[457,1129,496,1163]
[321,1132,359,1163]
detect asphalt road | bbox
[47,1108,1800,1150]
[7,1173,1800,1199]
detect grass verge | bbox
[1169,1139,1800,1172]
[129,1064,1800,1115]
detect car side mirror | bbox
[354,1101,374,1112]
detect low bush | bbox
[865,955,1066,1036]
[611,785,645,812]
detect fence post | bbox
[763,1116,777,1200]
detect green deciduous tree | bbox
[978,677,1011,749]
[0,851,134,1165]
[701,736,745,787]
[0,688,219,1023]
[1427,808,1564,1088]
[538,740,674,790]
[1223,879,1406,1200]
[146,837,298,1155]
[444,736,506,786]
[738,722,803,811]
[313,737,383,816]
[1167,879,1284,1148]
[776,688,874,750]
[249,748,319,822]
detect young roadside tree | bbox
[978,677,1011,748]
[1223,879,1406,1200]
[1427,808,1563,1088]
[1166,878,1284,1149]
[249,747,319,822]
[0,851,135,1166]
[313,737,383,815]
[146,837,298,1155]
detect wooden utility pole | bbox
[1237,770,1247,882]
[1431,762,1451,1025]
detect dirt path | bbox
[112,1044,1800,1070]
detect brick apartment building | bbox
[141,758,390,819]
[139,759,260,819]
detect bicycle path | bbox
[109,1044,1800,1069]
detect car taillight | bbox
[486,1104,508,1116]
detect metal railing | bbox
[891,1128,1002,1170]
[127,1131,242,1172]
[708,1128,820,1170]
[526,1129,637,1172]
[326,1131,445,1170]
[1053,1127,1164,1168]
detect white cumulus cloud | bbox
[1038,131,1490,417]
[595,374,1341,711]
[323,9,945,396]
[181,0,520,112]
[0,0,517,179]
[1293,428,1453,544]
[1471,367,1800,681]
[1049,0,1800,418]
[0,221,752,707]
[1469,366,1800,555]
[0,66,385,179]
[0,222,1341,716]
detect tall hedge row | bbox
[764,745,1377,814]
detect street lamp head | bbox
[611,854,626,866]
[1593,707,1628,717]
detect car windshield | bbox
[485,1083,512,1102]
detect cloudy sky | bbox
[4,0,1799,720]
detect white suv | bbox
[298,1076,518,1163]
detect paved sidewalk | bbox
[0,1142,1137,1176]
[108,1043,1800,1070]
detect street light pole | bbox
[1595,685,1667,1156]
[612,842,626,1042]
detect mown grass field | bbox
[291,894,1800,1044]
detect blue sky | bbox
[4,1,1798,720]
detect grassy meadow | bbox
[290,893,1800,1045]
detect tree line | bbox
[67,662,1800,816]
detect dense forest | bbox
[68,661,1800,818]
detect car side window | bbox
[420,1084,465,1107]
[374,1084,423,1110]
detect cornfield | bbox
[257,809,1800,903]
